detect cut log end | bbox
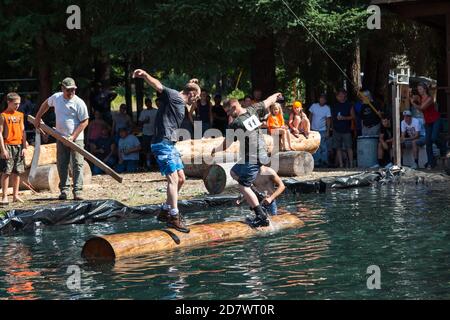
[82,237,116,262]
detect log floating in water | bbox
[81,213,304,262]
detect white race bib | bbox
[242,115,262,132]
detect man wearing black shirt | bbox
[133,69,201,233]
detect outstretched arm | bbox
[34,99,50,129]
[132,69,163,93]
[263,93,282,110]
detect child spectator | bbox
[90,126,116,175]
[0,93,27,204]
[267,103,293,151]
[374,115,394,168]
[116,128,141,173]
[289,101,310,138]
[112,104,133,140]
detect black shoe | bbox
[246,205,270,228]
[58,192,68,200]
[167,214,190,233]
[246,215,270,228]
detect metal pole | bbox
[393,82,401,166]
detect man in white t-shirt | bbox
[401,110,425,169]
[308,94,332,167]
[34,77,89,200]
[138,98,158,169]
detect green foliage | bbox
[227,89,245,100]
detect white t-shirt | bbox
[401,117,424,138]
[118,134,141,161]
[309,103,331,132]
[47,92,89,141]
[138,109,158,136]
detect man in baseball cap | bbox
[401,109,425,169]
[61,77,78,89]
[34,77,89,200]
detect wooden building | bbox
[372,0,450,135]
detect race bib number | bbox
[243,115,262,132]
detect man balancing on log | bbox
[211,92,283,227]
[132,69,201,233]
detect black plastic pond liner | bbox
[0,195,239,235]
[1,168,448,235]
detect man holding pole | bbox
[34,77,89,200]
[132,69,201,233]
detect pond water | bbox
[1,184,450,300]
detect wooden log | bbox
[81,213,304,262]
[24,143,57,168]
[28,115,123,183]
[203,163,239,194]
[24,164,60,193]
[20,160,92,192]
[175,132,320,159]
[271,151,314,177]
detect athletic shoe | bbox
[167,214,190,233]
[370,164,380,169]
[385,162,394,169]
[157,210,170,222]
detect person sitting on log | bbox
[267,103,293,152]
[132,68,201,233]
[236,166,286,216]
[289,101,310,139]
[211,92,283,228]
[0,93,27,205]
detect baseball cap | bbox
[403,110,412,116]
[293,101,303,109]
[61,77,77,89]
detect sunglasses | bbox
[64,88,76,92]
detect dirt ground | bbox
[5,168,363,211]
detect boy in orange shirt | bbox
[0,92,27,205]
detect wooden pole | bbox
[27,115,123,183]
[82,213,304,262]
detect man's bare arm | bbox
[132,69,163,93]
[34,99,50,129]
[70,119,89,141]
[263,93,282,110]
[269,173,286,203]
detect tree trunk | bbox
[134,53,144,120]
[35,35,52,104]
[95,51,111,88]
[124,58,133,119]
[251,34,276,98]
[348,38,362,99]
